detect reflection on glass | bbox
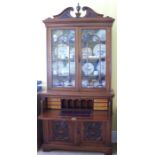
[52,30,75,88]
[81,29,106,88]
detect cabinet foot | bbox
[106,151,112,155]
[42,149,51,152]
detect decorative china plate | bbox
[97,30,106,41]
[53,62,64,75]
[66,62,75,74]
[82,62,94,75]
[94,80,106,87]
[64,80,75,87]
[93,44,106,58]
[52,30,63,42]
[82,47,92,58]
[53,62,69,75]
[82,79,89,87]
[96,61,106,75]
[54,44,69,59]
[53,61,75,75]
[69,48,75,59]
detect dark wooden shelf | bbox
[38,109,111,121]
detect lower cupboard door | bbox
[46,120,75,144]
[80,121,106,145]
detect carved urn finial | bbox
[75,3,81,18]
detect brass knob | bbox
[71,117,77,121]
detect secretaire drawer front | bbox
[94,99,108,110]
[47,97,61,109]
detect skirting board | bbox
[112,131,117,143]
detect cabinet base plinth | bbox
[42,144,112,154]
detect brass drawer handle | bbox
[71,117,77,121]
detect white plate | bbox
[66,62,75,74]
[82,79,89,87]
[96,61,106,75]
[52,30,63,42]
[55,44,69,59]
[93,44,106,57]
[82,63,94,76]
[53,62,64,75]
[82,48,92,58]
[53,61,75,76]
[93,81,100,87]
[60,66,69,75]
[53,62,69,75]
[64,80,75,87]
[94,80,106,87]
[69,48,75,59]
[97,30,106,41]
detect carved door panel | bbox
[80,121,106,145]
[47,120,75,144]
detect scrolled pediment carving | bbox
[43,3,114,25]
[52,3,111,19]
[53,7,74,19]
[82,6,103,18]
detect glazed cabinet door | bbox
[47,27,111,91]
[80,28,108,90]
[48,29,77,89]
[43,120,75,144]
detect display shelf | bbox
[81,57,105,61]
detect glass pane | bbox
[51,30,76,88]
[81,29,106,88]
